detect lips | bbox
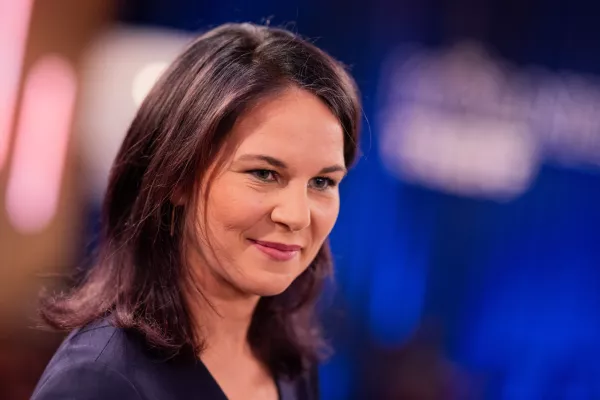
[252,240,302,251]
[249,239,302,261]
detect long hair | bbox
[40,23,361,378]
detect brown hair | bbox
[40,22,360,378]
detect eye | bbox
[248,169,278,182]
[309,177,337,191]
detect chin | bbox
[242,272,297,297]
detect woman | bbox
[32,23,360,400]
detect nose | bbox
[270,185,311,232]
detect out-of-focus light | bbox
[132,61,168,106]
[78,27,190,199]
[379,43,600,201]
[379,43,543,200]
[381,105,538,200]
[0,0,35,170]
[5,55,77,234]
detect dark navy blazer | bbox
[31,319,318,399]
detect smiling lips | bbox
[250,239,302,261]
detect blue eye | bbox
[249,169,277,182]
[310,177,336,191]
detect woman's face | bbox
[190,87,346,298]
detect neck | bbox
[183,248,278,398]
[193,290,259,357]
[185,250,260,359]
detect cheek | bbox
[204,179,268,235]
[311,197,340,241]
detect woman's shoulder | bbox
[44,318,145,370]
[31,319,149,399]
[32,319,228,400]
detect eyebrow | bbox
[237,154,347,175]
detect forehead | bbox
[227,88,345,166]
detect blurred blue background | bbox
[117,1,600,398]
[3,0,600,398]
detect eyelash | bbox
[247,169,338,191]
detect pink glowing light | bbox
[0,0,35,170]
[6,55,77,234]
